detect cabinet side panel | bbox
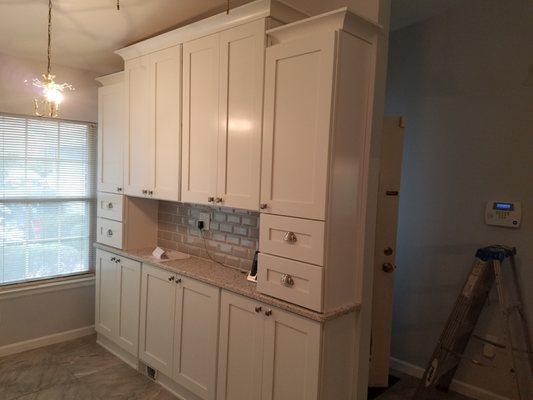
[123,196,158,250]
[324,31,374,311]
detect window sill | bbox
[0,273,95,300]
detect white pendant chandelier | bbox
[31,0,74,118]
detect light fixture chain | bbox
[47,0,52,76]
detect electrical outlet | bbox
[198,212,210,231]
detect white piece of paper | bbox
[152,246,166,260]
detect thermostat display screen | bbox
[493,202,514,211]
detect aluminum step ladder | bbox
[414,245,533,400]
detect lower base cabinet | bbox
[95,249,141,357]
[217,291,321,400]
[139,263,220,400]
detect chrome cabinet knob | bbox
[176,278,182,284]
[110,257,116,262]
[148,190,153,196]
[168,276,175,282]
[106,229,113,237]
[215,197,223,203]
[116,187,122,192]
[382,263,396,273]
[115,259,121,263]
[142,189,147,194]
[280,274,295,287]
[254,306,262,313]
[208,196,215,203]
[259,203,268,210]
[264,309,272,317]
[283,232,297,243]
[107,202,114,209]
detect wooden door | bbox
[217,292,264,400]
[182,34,220,205]
[173,277,220,400]
[139,264,176,376]
[217,20,264,211]
[150,46,181,201]
[261,32,336,220]
[261,307,321,400]
[369,116,405,387]
[124,56,154,197]
[97,79,124,194]
[95,249,118,339]
[116,256,141,357]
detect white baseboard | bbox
[390,357,512,400]
[0,325,95,358]
[95,333,139,370]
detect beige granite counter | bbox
[94,243,360,322]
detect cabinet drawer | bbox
[97,217,124,249]
[257,254,323,312]
[97,192,124,221]
[259,214,325,266]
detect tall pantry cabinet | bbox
[181,19,264,210]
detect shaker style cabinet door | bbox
[97,80,124,194]
[149,46,181,202]
[261,307,321,400]
[217,292,264,400]
[95,250,119,338]
[115,256,141,357]
[139,264,176,376]
[261,32,336,220]
[217,20,265,211]
[173,278,220,400]
[124,56,154,198]
[181,34,220,205]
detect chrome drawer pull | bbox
[283,231,297,243]
[106,229,113,237]
[107,202,114,209]
[280,274,295,287]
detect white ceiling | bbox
[0,0,453,75]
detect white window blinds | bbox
[0,113,96,285]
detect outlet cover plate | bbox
[199,212,210,231]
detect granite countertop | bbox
[94,243,360,322]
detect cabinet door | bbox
[95,250,118,338]
[116,257,141,356]
[261,33,336,220]
[150,46,181,201]
[124,56,154,197]
[173,278,220,400]
[261,308,321,400]
[97,81,124,194]
[139,264,176,376]
[217,292,264,400]
[181,34,220,205]
[217,20,264,210]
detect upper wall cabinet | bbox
[182,20,265,210]
[124,46,181,201]
[96,72,125,194]
[260,33,335,220]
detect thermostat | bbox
[485,201,521,228]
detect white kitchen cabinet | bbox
[217,19,265,210]
[260,32,335,220]
[96,72,125,194]
[261,306,321,400]
[139,263,176,376]
[173,277,220,400]
[95,249,141,357]
[217,291,320,400]
[181,33,220,205]
[182,20,264,210]
[124,46,181,201]
[124,56,152,197]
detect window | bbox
[0,113,96,286]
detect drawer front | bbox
[97,192,124,222]
[259,214,325,266]
[97,217,124,249]
[257,254,323,312]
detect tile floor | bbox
[0,335,473,400]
